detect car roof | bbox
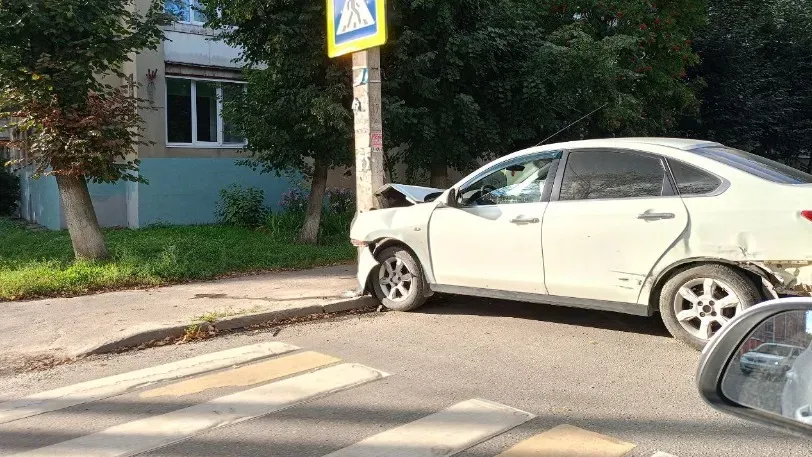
[500,137,721,159]
[755,343,805,349]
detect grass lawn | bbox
[0,217,356,301]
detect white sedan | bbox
[350,138,812,349]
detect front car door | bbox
[542,148,689,304]
[428,151,561,294]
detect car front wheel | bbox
[371,246,428,312]
[659,264,762,351]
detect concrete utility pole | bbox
[351,47,385,213]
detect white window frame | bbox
[166,0,209,26]
[165,76,247,149]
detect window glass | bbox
[459,157,554,206]
[222,83,245,144]
[559,150,665,201]
[166,79,192,143]
[691,146,812,184]
[191,0,207,23]
[195,81,218,143]
[668,159,722,195]
[165,0,189,22]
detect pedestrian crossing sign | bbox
[327,0,387,58]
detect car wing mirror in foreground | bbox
[697,297,812,439]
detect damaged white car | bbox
[350,138,812,349]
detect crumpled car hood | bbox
[376,184,445,207]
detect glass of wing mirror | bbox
[698,298,812,439]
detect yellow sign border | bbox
[327,0,387,58]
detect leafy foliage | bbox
[687,0,812,169]
[0,0,170,259]
[216,185,269,228]
[0,0,168,109]
[200,0,354,175]
[384,0,704,178]
[0,166,20,216]
[383,0,706,178]
[5,80,149,183]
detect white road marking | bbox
[321,398,536,457]
[11,363,389,457]
[651,453,678,457]
[0,342,299,424]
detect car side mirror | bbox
[697,297,812,439]
[441,188,460,208]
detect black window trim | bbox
[453,151,563,208]
[664,157,730,198]
[550,147,678,203]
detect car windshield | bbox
[690,146,812,184]
[753,344,795,357]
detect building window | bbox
[165,0,207,25]
[166,77,246,148]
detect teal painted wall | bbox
[16,158,294,229]
[137,158,295,227]
[87,181,128,227]
[18,170,62,230]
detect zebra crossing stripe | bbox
[494,424,636,457]
[0,342,299,425]
[321,398,536,457]
[11,363,390,457]
[140,351,341,398]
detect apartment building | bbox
[16,0,358,229]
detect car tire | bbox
[371,246,428,312]
[660,264,762,351]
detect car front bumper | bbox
[740,360,789,375]
[356,247,380,291]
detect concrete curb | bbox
[82,296,378,357]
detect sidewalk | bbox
[2,264,374,373]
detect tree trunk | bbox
[55,175,109,260]
[299,158,329,244]
[430,162,448,189]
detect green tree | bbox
[517,0,705,140]
[383,0,526,187]
[0,0,169,259]
[383,0,706,183]
[687,0,812,171]
[201,0,353,244]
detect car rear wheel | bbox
[660,264,762,351]
[371,246,428,312]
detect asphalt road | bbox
[0,295,808,457]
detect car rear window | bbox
[690,146,812,184]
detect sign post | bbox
[327,0,387,214]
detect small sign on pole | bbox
[326,0,387,58]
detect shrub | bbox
[215,185,269,228]
[0,166,20,216]
[279,188,310,213]
[325,187,355,214]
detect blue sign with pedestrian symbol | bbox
[326,0,387,58]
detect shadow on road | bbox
[418,294,671,338]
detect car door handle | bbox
[637,211,675,221]
[510,217,540,225]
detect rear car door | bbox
[541,148,689,304]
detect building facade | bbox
[15,0,354,230]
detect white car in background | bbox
[350,138,812,349]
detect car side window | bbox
[559,149,666,201]
[668,159,723,195]
[458,157,555,206]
